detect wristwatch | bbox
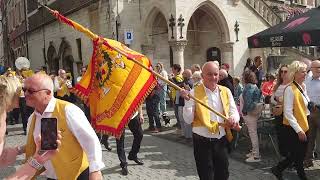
[27,157,43,170]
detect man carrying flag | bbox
[181,62,240,180]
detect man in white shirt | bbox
[180,62,239,180]
[305,60,320,167]
[6,73,104,180]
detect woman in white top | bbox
[0,76,61,179]
[271,64,290,157]
[271,61,310,180]
[155,63,168,115]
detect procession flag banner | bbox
[49,9,156,137]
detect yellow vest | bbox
[283,83,309,132]
[193,84,233,142]
[25,99,89,180]
[57,78,70,97]
[169,74,184,101]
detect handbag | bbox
[272,104,283,116]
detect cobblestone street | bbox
[1,123,320,180]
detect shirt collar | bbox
[34,97,56,116]
[204,85,219,94]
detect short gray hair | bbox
[30,73,54,95]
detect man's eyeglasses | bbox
[311,66,320,69]
[22,88,49,95]
[280,70,287,74]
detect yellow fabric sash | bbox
[193,84,233,142]
[283,83,309,132]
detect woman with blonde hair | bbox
[0,75,61,179]
[271,61,309,180]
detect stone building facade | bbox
[3,0,317,77]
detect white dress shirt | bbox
[283,84,310,133]
[183,86,240,139]
[27,97,105,179]
[305,76,320,105]
[271,84,289,105]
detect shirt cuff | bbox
[89,161,105,173]
[293,126,303,134]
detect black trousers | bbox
[101,115,143,168]
[193,133,229,180]
[274,126,308,179]
[47,167,89,180]
[19,97,33,132]
[117,115,143,168]
[146,95,161,129]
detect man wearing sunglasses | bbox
[5,73,105,180]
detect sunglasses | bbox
[22,87,49,95]
[280,70,287,74]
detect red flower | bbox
[101,69,106,75]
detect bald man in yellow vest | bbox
[7,73,105,180]
[180,62,240,180]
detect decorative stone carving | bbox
[168,40,188,52]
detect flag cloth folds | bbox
[50,10,157,137]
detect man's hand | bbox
[33,131,62,164]
[89,171,103,180]
[297,131,307,142]
[180,89,190,100]
[139,114,144,124]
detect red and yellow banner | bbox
[50,10,156,137]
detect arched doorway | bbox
[143,6,170,70]
[47,42,59,74]
[151,11,169,68]
[58,38,75,83]
[185,2,230,68]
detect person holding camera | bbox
[0,75,61,179]
[4,73,104,180]
[304,60,320,168]
[271,61,310,180]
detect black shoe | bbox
[271,167,283,180]
[23,131,27,136]
[128,156,144,165]
[121,166,128,175]
[103,142,112,151]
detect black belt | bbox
[193,133,225,143]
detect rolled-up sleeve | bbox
[183,90,195,124]
[227,89,240,123]
[283,86,303,133]
[65,104,105,172]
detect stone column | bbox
[169,40,187,70]
[141,44,155,61]
[220,42,234,73]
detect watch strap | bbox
[27,157,43,170]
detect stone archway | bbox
[182,1,232,69]
[142,7,170,70]
[184,3,230,68]
[47,41,59,74]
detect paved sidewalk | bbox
[2,124,320,180]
